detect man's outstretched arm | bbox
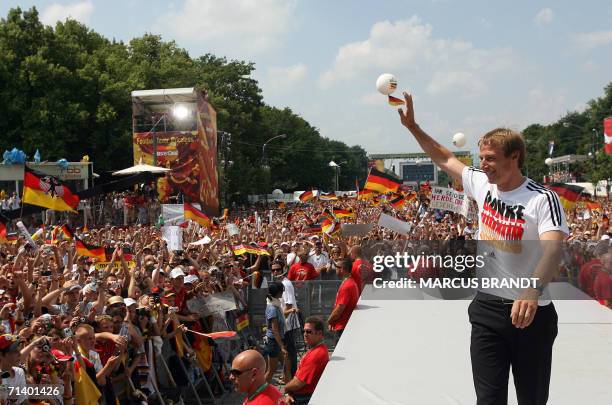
[398,92,466,182]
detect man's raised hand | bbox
[398,92,417,130]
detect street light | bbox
[328,160,346,191]
[262,134,287,166]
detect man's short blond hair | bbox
[478,128,526,169]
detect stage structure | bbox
[368,151,473,188]
[131,88,219,215]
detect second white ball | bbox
[453,132,466,148]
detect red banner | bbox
[604,117,612,154]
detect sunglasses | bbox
[229,367,254,377]
[303,329,316,335]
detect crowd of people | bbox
[0,187,610,404]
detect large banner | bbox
[132,90,219,215]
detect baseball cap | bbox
[107,296,125,306]
[170,267,185,279]
[184,275,199,284]
[124,298,137,307]
[51,349,74,362]
[67,284,82,293]
[0,334,20,352]
[601,234,610,240]
[83,283,98,294]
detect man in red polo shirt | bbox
[229,349,283,404]
[284,316,329,404]
[349,245,373,293]
[288,251,318,281]
[327,258,359,340]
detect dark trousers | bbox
[284,329,298,377]
[468,293,558,405]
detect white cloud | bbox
[40,1,93,25]
[524,86,568,124]
[163,0,297,55]
[265,63,308,92]
[318,16,518,96]
[570,30,612,50]
[534,8,554,26]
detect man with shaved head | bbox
[230,349,283,404]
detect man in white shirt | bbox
[271,261,300,382]
[307,241,330,276]
[0,334,27,405]
[399,92,567,405]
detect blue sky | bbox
[2,0,612,155]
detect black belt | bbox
[475,291,515,305]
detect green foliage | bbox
[522,83,612,183]
[0,7,366,205]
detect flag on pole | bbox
[22,165,79,211]
[299,190,315,202]
[548,140,555,157]
[364,168,401,194]
[604,117,612,154]
[546,183,584,210]
[75,236,106,261]
[184,202,211,228]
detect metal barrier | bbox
[247,280,343,350]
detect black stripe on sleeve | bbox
[526,183,560,226]
[528,181,563,226]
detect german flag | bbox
[318,209,334,222]
[583,199,602,211]
[547,183,583,210]
[232,244,248,256]
[388,95,404,106]
[333,208,354,219]
[358,189,376,200]
[74,357,102,405]
[319,192,338,201]
[389,194,407,209]
[322,219,341,236]
[50,226,60,244]
[303,224,322,234]
[184,203,211,228]
[75,236,106,261]
[22,165,79,212]
[365,168,401,194]
[299,190,314,202]
[59,224,74,240]
[248,247,270,256]
[236,312,249,331]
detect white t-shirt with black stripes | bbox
[462,166,569,303]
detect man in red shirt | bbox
[349,245,373,293]
[284,316,329,404]
[327,258,359,340]
[229,349,283,404]
[287,251,318,281]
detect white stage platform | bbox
[310,283,612,405]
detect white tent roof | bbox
[112,160,170,176]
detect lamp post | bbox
[262,134,287,167]
[218,131,232,206]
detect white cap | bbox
[124,298,137,307]
[184,275,199,284]
[170,267,185,279]
[601,234,610,240]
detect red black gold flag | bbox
[23,165,79,211]
[75,237,106,261]
[546,183,583,210]
[0,215,7,242]
[388,95,404,106]
[299,190,314,202]
[236,312,250,331]
[358,189,376,200]
[184,203,211,228]
[365,168,401,194]
[333,208,355,218]
[319,192,338,201]
[60,224,74,240]
[389,194,407,209]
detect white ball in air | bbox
[376,73,397,95]
[453,132,466,148]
